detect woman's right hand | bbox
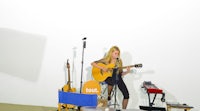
[101,67,108,72]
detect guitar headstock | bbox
[67,59,70,69]
[135,64,142,68]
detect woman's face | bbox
[111,50,119,59]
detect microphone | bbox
[116,57,120,62]
[115,57,120,67]
[82,37,86,48]
[82,37,87,40]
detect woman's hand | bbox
[126,66,131,73]
[102,67,108,72]
[122,66,131,76]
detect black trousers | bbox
[105,73,129,99]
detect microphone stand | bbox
[80,37,86,93]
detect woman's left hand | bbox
[126,66,131,73]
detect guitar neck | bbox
[120,65,136,69]
[68,69,71,84]
[67,60,71,89]
[119,64,142,69]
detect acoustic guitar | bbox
[92,63,142,82]
[62,59,76,109]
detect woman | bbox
[91,46,130,109]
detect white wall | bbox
[0,0,200,110]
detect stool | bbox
[95,82,108,107]
[99,82,115,101]
[98,81,120,108]
[99,82,108,99]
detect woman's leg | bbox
[107,85,113,100]
[122,99,129,109]
[105,77,113,100]
[117,75,129,109]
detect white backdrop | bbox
[0,0,200,110]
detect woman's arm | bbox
[121,66,131,76]
[91,62,108,72]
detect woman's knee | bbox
[124,95,129,99]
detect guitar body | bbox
[92,63,143,82]
[63,84,76,92]
[92,63,115,82]
[62,84,70,92]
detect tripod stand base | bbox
[108,103,120,108]
[107,98,120,109]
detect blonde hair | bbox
[104,46,122,67]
